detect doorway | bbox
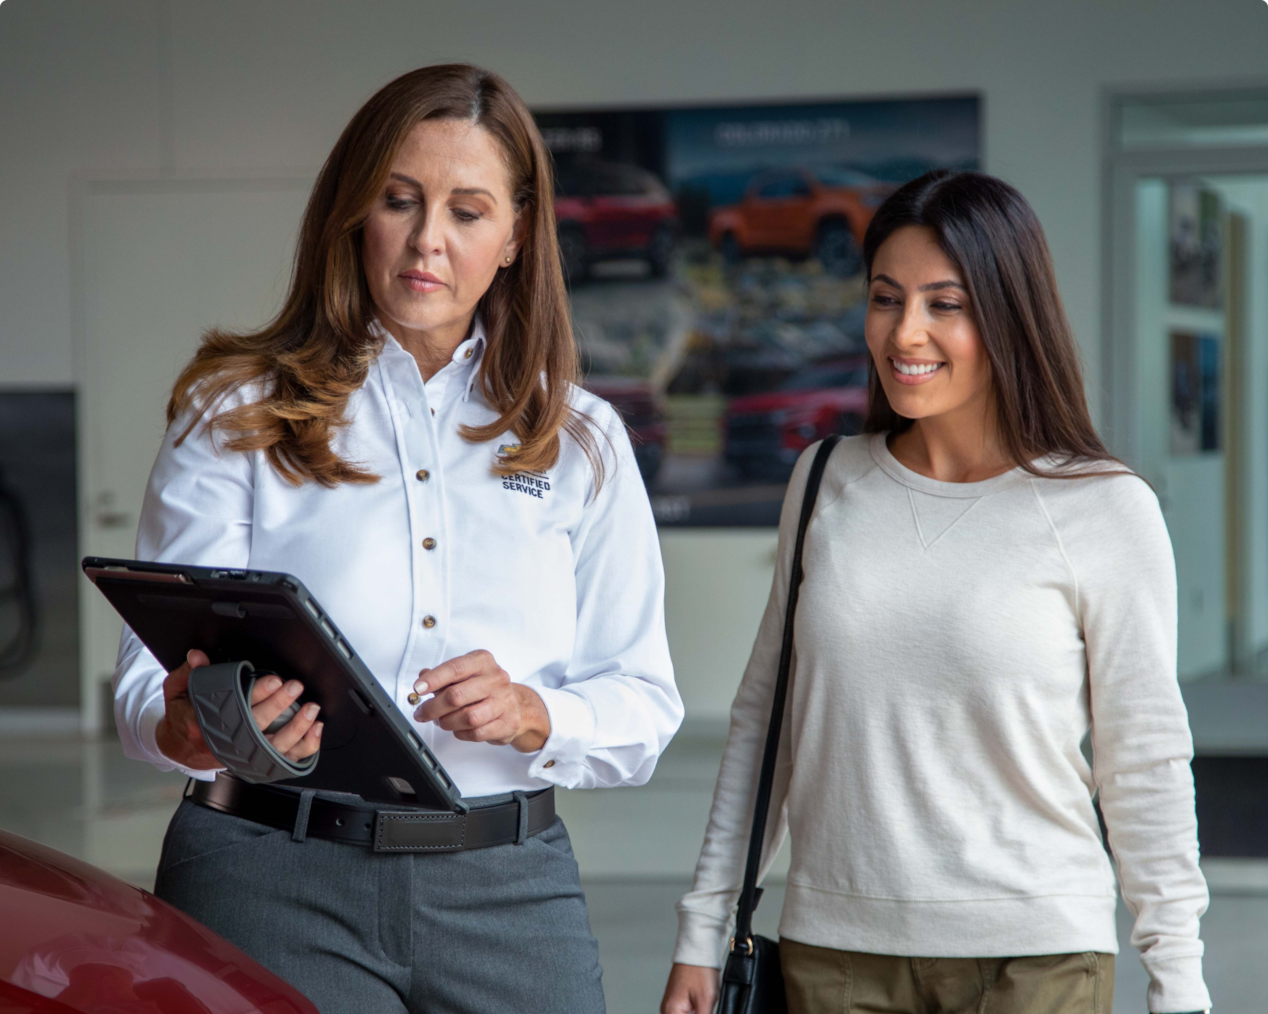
[73,176,311,732]
[1107,90,1268,684]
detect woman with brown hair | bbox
[663,171,1210,1014]
[112,64,681,1013]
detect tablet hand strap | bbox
[188,660,320,784]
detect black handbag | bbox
[716,435,840,1014]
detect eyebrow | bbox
[870,273,966,293]
[388,173,499,204]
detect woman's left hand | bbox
[413,650,551,752]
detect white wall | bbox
[0,0,167,385]
[5,0,1268,388]
[4,0,1268,716]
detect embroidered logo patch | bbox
[497,443,550,499]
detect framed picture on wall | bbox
[1168,182,1222,308]
[1169,331,1221,456]
[534,94,981,526]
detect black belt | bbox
[190,775,555,853]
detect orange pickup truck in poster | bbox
[707,167,893,276]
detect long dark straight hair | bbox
[862,170,1120,475]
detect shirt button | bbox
[463,347,473,359]
[422,615,436,629]
[415,469,429,482]
[423,537,437,550]
[407,692,421,705]
[543,760,555,769]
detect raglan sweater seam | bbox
[1029,479,1082,619]
[809,451,877,518]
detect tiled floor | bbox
[0,732,1262,1013]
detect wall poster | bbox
[1169,330,1221,456]
[1169,182,1222,309]
[535,94,981,526]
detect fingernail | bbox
[264,676,282,693]
[285,681,302,696]
[314,722,324,737]
[186,650,194,663]
[415,681,429,694]
[304,703,320,720]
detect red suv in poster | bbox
[554,160,680,283]
[707,168,893,275]
[724,356,870,478]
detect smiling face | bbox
[361,118,524,351]
[864,224,993,427]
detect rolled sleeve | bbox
[674,909,732,969]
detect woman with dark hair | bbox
[112,64,682,1014]
[663,170,1210,1014]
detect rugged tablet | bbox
[83,556,466,812]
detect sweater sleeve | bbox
[672,445,821,968]
[1056,475,1210,1014]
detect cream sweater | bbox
[675,435,1210,1014]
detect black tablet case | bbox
[84,556,466,811]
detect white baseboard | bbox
[0,707,82,735]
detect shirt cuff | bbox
[526,685,596,788]
[139,693,222,782]
[1144,955,1210,1014]
[673,907,730,968]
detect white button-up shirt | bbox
[113,321,682,797]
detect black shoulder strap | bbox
[731,434,841,948]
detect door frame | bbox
[1101,86,1268,736]
[1102,88,1268,687]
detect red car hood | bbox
[0,829,316,1013]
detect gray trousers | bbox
[154,797,606,1014]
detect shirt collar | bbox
[455,316,487,403]
[372,316,487,403]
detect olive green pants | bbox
[780,938,1114,1014]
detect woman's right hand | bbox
[661,962,718,1014]
[154,649,323,770]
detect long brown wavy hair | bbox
[168,64,595,487]
[862,170,1122,477]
